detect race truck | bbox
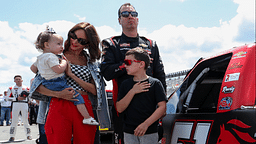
[99,90,114,140]
[162,43,256,144]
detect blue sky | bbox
[0,0,255,93]
[2,0,239,31]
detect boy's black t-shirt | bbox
[117,76,167,134]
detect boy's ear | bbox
[140,61,145,69]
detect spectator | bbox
[116,48,167,144]
[0,91,12,126]
[7,75,32,141]
[100,3,166,143]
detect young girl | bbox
[30,26,98,125]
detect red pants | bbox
[45,95,97,144]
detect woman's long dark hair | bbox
[64,22,101,62]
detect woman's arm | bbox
[36,84,78,101]
[65,63,97,95]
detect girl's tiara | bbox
[46,25,56,34]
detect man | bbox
[100,3,166,144]
[0,91,12,126]
[7,75,32,141]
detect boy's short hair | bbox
[125,47,150,70]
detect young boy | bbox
[116,47,167,144]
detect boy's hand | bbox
[132,81,150,94]
[134,122,149,136]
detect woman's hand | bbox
[36,85,78,101]
[65,61,74,78]
[58,87,79,101]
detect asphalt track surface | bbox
[0,124,112,144]
[0,124,39,144]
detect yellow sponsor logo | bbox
[99,126,109,131]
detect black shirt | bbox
[117,76,167,134]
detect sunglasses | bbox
[69,32,89,45]
[120,11,138,18]
[124,59,141,66]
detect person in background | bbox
[100,3,166,144]
[116,48,167,144]
[7,75,32,142]
[0,91,12,126]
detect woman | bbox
[33,22,110,144]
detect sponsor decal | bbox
[102,44,109,49]
[224,73,240,82]
[139,43,148,48]
[161,138,166,144]
[120,48,131,51]
[219,97,233,110]
[114,63,126,72]
[222,86,235,94]
[232,51,247,59]
[102,50,106,55]
[120,43,130,47]
[217,119,256,144]
[145,49,152,55]
[228,62,243,70]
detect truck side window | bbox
[181,53,232,113]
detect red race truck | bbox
[162,43,256,144]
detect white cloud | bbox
[234,0,255,22]
[96,25,121,40]
[141,0,255,73]
[74,14,86,21]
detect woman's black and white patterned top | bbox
[66,64,92,92]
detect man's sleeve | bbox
[100,40,126,81]
[6,88,15,101]
[152,42,166,92]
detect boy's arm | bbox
[116,88,136,113]
[51,59,67,74]
[116,81,150,113]
[30,64,38,74]
[134,101,166,136]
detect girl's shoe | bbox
[83,117,99,125]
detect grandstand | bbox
[166,69,190,96]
